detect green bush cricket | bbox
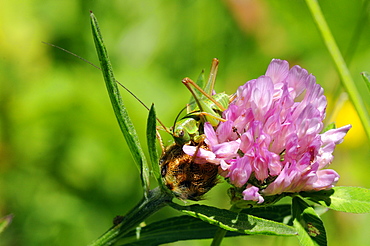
[171,58,232,145]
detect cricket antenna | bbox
[42,41,171,135]
[42,42,148,109]
[171,105,188,134]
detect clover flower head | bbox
[183,59,351,204]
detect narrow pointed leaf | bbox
[292,197,327,246]
[117,215,243,245]
[300,186,370,213]
[0,214,13,234]
[90,12,150,192]
[170,203,296,236]
[146,104,161,183]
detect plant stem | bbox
[210,205,241,246]
[305,0,370,141]
[88,187,172,246]
[210,228,227,246]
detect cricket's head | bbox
[171,113,202,145]
[171,120,193,145]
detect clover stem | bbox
[88,187,172,246]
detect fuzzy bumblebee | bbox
[160,144,219,201]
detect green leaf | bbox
[146,104,161,183]
[88,187,171,246]
[117,215,243,245]
[0,214,13,234]
[361,71,370,93]
[242,204,292,223]
[300,186,370,213]
[210,204,294,246]
[90,12,150,192]
[169,203,297,236]
[293,219,316,246]
[292,197,327,246]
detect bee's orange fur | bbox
[160,144,218,201]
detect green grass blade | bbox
[90,12,150,192]
[146,104,161,183]
[305,0,370,141]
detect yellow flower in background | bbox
[335,101,366,148]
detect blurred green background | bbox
[0,0,369,245]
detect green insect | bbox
[171,58,232,145]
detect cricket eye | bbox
[179,130,185,138]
